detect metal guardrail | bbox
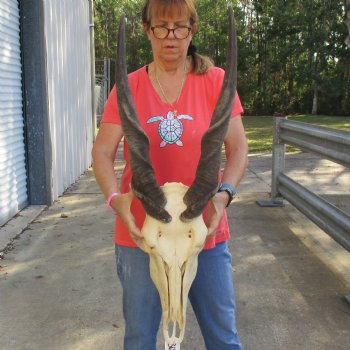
[257,116,350,253]
[278,119,350,167]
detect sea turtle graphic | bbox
[147,111,193,147]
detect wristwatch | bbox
[218,183,237,207]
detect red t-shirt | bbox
[101,65,244,249]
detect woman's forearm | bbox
[92,152,119,199]
[221,144,248,187]
[221,117,249,187]
[92,123,123,199]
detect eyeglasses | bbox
[151,26,192,39]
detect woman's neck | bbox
[152,59,187,76]
[149,59,189,106]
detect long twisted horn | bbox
[180,6,237,221]
[115,15,172,223]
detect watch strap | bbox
[218,183,237,207]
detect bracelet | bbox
[106,192,121,209]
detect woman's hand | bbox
[110,191,143,242]
[205,191,229,237]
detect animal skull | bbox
[140,182,207,345]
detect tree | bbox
[94,0,350,115]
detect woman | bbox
[92,0,248,349]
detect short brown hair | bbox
[142,0,198,26]
[141,0,213,74]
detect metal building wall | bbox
[43,0,93,199]
[0,0,27,226]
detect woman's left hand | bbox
[205,191,229,237]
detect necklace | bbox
[154,60,187,117]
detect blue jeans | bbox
[115,241,243,350]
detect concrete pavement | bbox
[0,152,349,350]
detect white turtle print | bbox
[147,111,193,147]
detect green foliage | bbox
[94,0,350,115]
[94,0,150,71]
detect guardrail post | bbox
[256,116,285,207]
[271,116,286,200]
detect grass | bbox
[243,115,350,154]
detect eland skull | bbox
[140,182,207,344]
[115,5,237,345]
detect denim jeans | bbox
[115,241,243,350]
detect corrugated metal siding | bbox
[0,0,27,226]
[43,0,93,199]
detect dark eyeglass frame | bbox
[150,25,192,39]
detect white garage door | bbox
[0,0,27,226]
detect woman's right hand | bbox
[110,191,143,243]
